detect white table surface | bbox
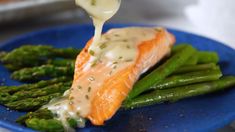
[0,0,235,131]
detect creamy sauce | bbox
[75,0,121,57]
[43,93,86,132]
[69,27,157,116]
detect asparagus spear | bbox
[151,69,222,90]
[16,109,53,125]
[127,45,197,100]
[173,63,218,74]
[8,82,71,102]
[1,45,80,70]
[0,76,71,94]
[172,44,219,64]
[18,108,85,131]
[197,51,219,64]
[47,59,75,67]
[5,93,62,111]
[26,118,64,132]
[55,48,81,58]
[184,55,198,65]
[123,76,235,109]
[172,44,189,54]
[0,93,10,104]
[11,65,74,82]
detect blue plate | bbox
[0,24,235,132]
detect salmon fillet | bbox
[69,27,175,125]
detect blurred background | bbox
[0,0,235,131]
[1,0,235,48]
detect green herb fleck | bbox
[99,43,107,49]
[91,61,97,67]
[119,56,123,59]
[91,0,96,6]
[88,87,91,92]
[77,85,82,90]
[85,95,89,100]
[89,50,95,56]
[113,61,118,64]
[69,96,74,100]
[126,45,131,49]
[114,34,120,37]
[76,111,80,116]
[125,59,133,62]
[105,36,111,40]
[113,65,117,69]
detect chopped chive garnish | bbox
[119,56,123,59]
[91,0,96,6]
[125,59,133,62]
[85,95,89,100]
[99,43,107,49]
[105,36,111,40]
[113,61,118,64]
[88,87,91,92]
[69,96,74,100]
[76,112,80,116]
[91,61,97,67]
[114,34,120,37]
[126,45,131,49]
[77,85,82,89]
[89,50,95,56]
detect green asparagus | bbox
[16,109,53,125]
[0,76,71,94]
[0,93,10,104]
[172,44,219,64]
[11,65,74,82]
[47,59,75,67]
[151,69,222,90]
[1,45,80,70]
[26,118,64,132]
[8,82,71,102]
[55,47,81,58]
[5,93,62,111]
[123,76,235,109]
[173,63,218,74]
[172,44,189,54]
[197,51,219,64]
[184,55,198,65]
[127,45,196,100]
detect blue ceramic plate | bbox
[0,24,235,132]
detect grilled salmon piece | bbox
[69,27,175,125]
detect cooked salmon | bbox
[68,27,175,125]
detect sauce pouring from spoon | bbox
[75,0,121,57]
